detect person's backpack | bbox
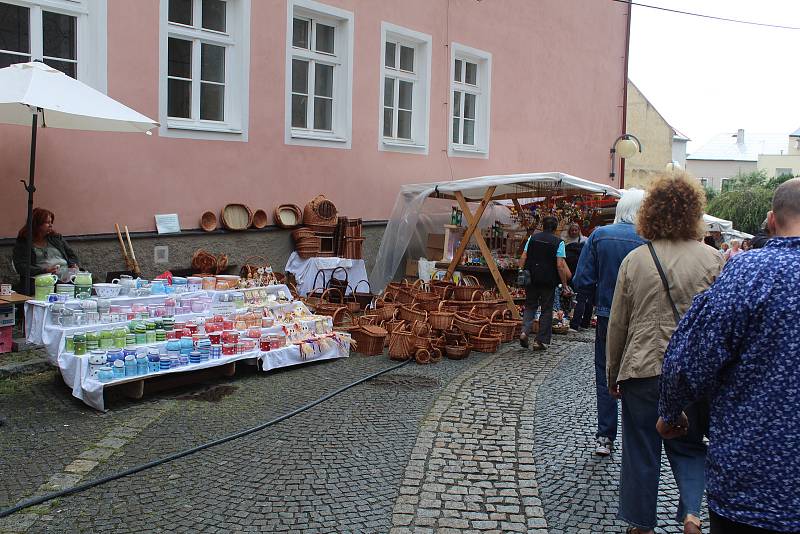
[565,241,584,276]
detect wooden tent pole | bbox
[445,187,496,280]
[455,191,521,320]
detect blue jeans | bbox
[595,316,618,441]
[571,290,594,329]
[619,377,707,530]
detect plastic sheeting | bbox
[369,172,621,291]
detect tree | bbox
[704,186,718,204]
[707,187,772,235]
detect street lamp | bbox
[666,161,682,173]
[609,133,642,181]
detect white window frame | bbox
[378,22,431,155]
[285,0,353,149]
[449,42,491,159]
[158,0,251,142]
[0,0,107,91]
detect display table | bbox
[285,252,369,296]
[24,284,350,411]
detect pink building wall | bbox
[0,0,629,239]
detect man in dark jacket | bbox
[518,216,572,351]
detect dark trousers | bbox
[594,316,618,440]
[571,289,594,329]
[522,284,555,345]
[710,511,798,534]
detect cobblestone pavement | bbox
[1,332,705,533]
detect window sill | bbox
[380,139,428,155]
[449,144,488,159]
[291,130,347,143]
[286,129,351,149]
[160,122,247,142]
[167,121,243,134]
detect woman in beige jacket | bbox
[607,173,724,534]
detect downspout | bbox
[619,0,632,189]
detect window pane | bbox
[384,77,394,107]
[43,58,75,78]
[315,23,335,54]
[314,63,333,97]
[398,80,412,110]
[397,110,412,139]
[313,97,332,130]
[168,38,191,78]
[0,51,30,69]
[384,41,395,68]
[399,45,414,72]
[465,61,477,85]
[291,94,307,128]
[463,119,475,145]
[201,43,225,83]
[383,108,393,137]
[42,11,76,60]
[452,118,460,144]
[292,59,308,93]
[0,3,29,53]
[201,0,226,32]
[292,18,309,48]
[452,91,461,117]
[168,78,191,118]
[168,0,192,25]
[200,82,224,121]
[454,59,462,82]
[463,93,476,119]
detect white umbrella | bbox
[0,61,158,295]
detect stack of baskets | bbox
[292,227,320,259]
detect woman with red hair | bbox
[12,208,80,285]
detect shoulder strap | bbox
[647,242,680,324]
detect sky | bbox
[628,0,800,153]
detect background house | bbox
[757,127,800,179]
[0,0,630,283]
[686,129,788,191]
[623,80,687,189]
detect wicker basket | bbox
[388,324,414,361]
[428,305,455,331]
[411,321,432,350]
[489,311,518,343]
[200,211,217,232]
[445,343,472,360]
[352,280,375,310]
[415,348,432,365]
[398,304,428,324]
[252,209,268,229]
[469,325,502,353]
[352,325,387,356]
[553,323,570,335]
[453,312,490,336]
[303,195,338,231]
[452,286,481,301]
[429,347,444,363]
[291,227,316,242]
[374,301,398,322]
[274,204,303,229]
[220,204,253,231]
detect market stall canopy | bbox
[0,61,158,131]
[370,172,621,291]
[703,214,733,233]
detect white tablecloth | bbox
[284,253,369,296]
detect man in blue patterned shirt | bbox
[657,178,800,533]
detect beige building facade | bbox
[757,129,800,178]
[623,81,686,189]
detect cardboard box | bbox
[405,258,419,278]
[427,233,445,249]
[426,247,444,261]
[0,305,14,328]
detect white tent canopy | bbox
[703,214,733,233]
[369,172,621,291]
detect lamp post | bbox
[609,133,642,185]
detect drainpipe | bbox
[619,0,632,190]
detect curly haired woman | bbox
[607,172,724,534]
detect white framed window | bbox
[378,23,431,155]
[699,178,708,187]
[285,0,353,149]
[0,0,106,90]
[449,42,491,158]
[159,0,251,141]
[775,168,793,178]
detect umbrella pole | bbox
[22,112,38,297]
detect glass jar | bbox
[65,336,75,353]
[113,328,127,348]
[73,333,87,355]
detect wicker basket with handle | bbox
[428,301,455,331]
[489,310,517,343]
[453,312,490,336]
[388,323,414,361]
[398,303,428,324]
[469,325,502,353]
[352,324,387,356]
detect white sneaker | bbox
[594,436,612,456]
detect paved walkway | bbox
[0,332,702,532]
